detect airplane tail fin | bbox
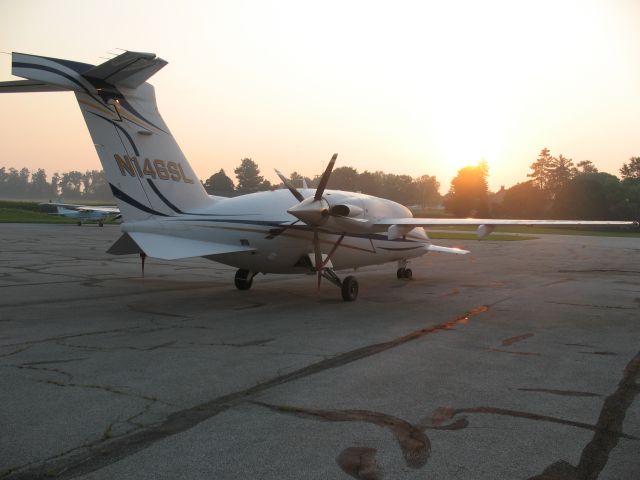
[1,51,215,221]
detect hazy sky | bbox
[1,0,639,192]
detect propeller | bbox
[313,230,323,289]
[277,154,338,289]
[277,154,367,289]
[286,153,337,226]
[274,169,304,202]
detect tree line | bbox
[2,152,639,221]
[0,167,111,201]
[0,159,442,208]
[204,158,442,208]
[444,150,640,220]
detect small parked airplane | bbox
[41,201,120,226]
[1,51,635,300]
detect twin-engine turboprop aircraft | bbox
[1,51,635,300]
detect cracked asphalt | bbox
[0,224,638,480]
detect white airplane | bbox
[1,51,635,300]
[40,201,120,226]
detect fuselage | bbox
[56,207,110,221]
[122,188,431,274]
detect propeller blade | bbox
[274,169,304,202]
[314,153,338,201]
[313,230,323,289]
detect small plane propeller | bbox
[274,169,304,202]
[277,154,368,289]
[277,154,338,289]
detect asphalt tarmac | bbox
[1,224,638,480]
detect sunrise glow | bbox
[1,0,639,192]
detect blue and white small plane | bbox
[1,51,635,300]
[41,201,120,226]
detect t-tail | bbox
[0,51,214,221]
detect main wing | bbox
[41,202,120,214]
[373,217,636,241]
[375,218,636,227]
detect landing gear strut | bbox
[234,269,256,290]
[397,259,412,279]
[319,268,359,302]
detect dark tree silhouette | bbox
[620,157,640,180]
[500,181,547,218]
[444,162,489,217]
[234,158,271,193]
[204,169,235,195]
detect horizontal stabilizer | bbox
[427,244,470,255]
[126,232,255,260]
[84,51,167,88]
[0,80,68,93]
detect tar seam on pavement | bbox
[4,305,489,480]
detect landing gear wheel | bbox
[397,268,413,279]
[98,221,104,227]
[341,276,359,301]
[234,269,253,290]
[77,221,81,226]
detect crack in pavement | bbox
[551,302,637,310]
[501,333,534,346]
[3,305,490,480]
[336,447,382,480]
[527,349,640,480]
[251,401,469,471]
[517,388,601,398]
[0,346,32,358]
[488,348,542,356]
[250,392,637,478]
[558,269,640,275]
[1,324,171,349]
[0,283,215,308]
[432,406,637,441]
[56,339,177,353]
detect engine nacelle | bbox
[477,224,495,239]
[387,224,415,240]
[329,203,364,217]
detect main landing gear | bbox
[234,269,256,290]
[319,268,359,301]
[232,267,359,301]
[396,259,413,279]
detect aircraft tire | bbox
[234,269,253,290]
[397,268,412,279]
[341,276,358,301]
[77,221,81,226]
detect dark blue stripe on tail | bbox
[109,183,170,217]
[146,179,184,214]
